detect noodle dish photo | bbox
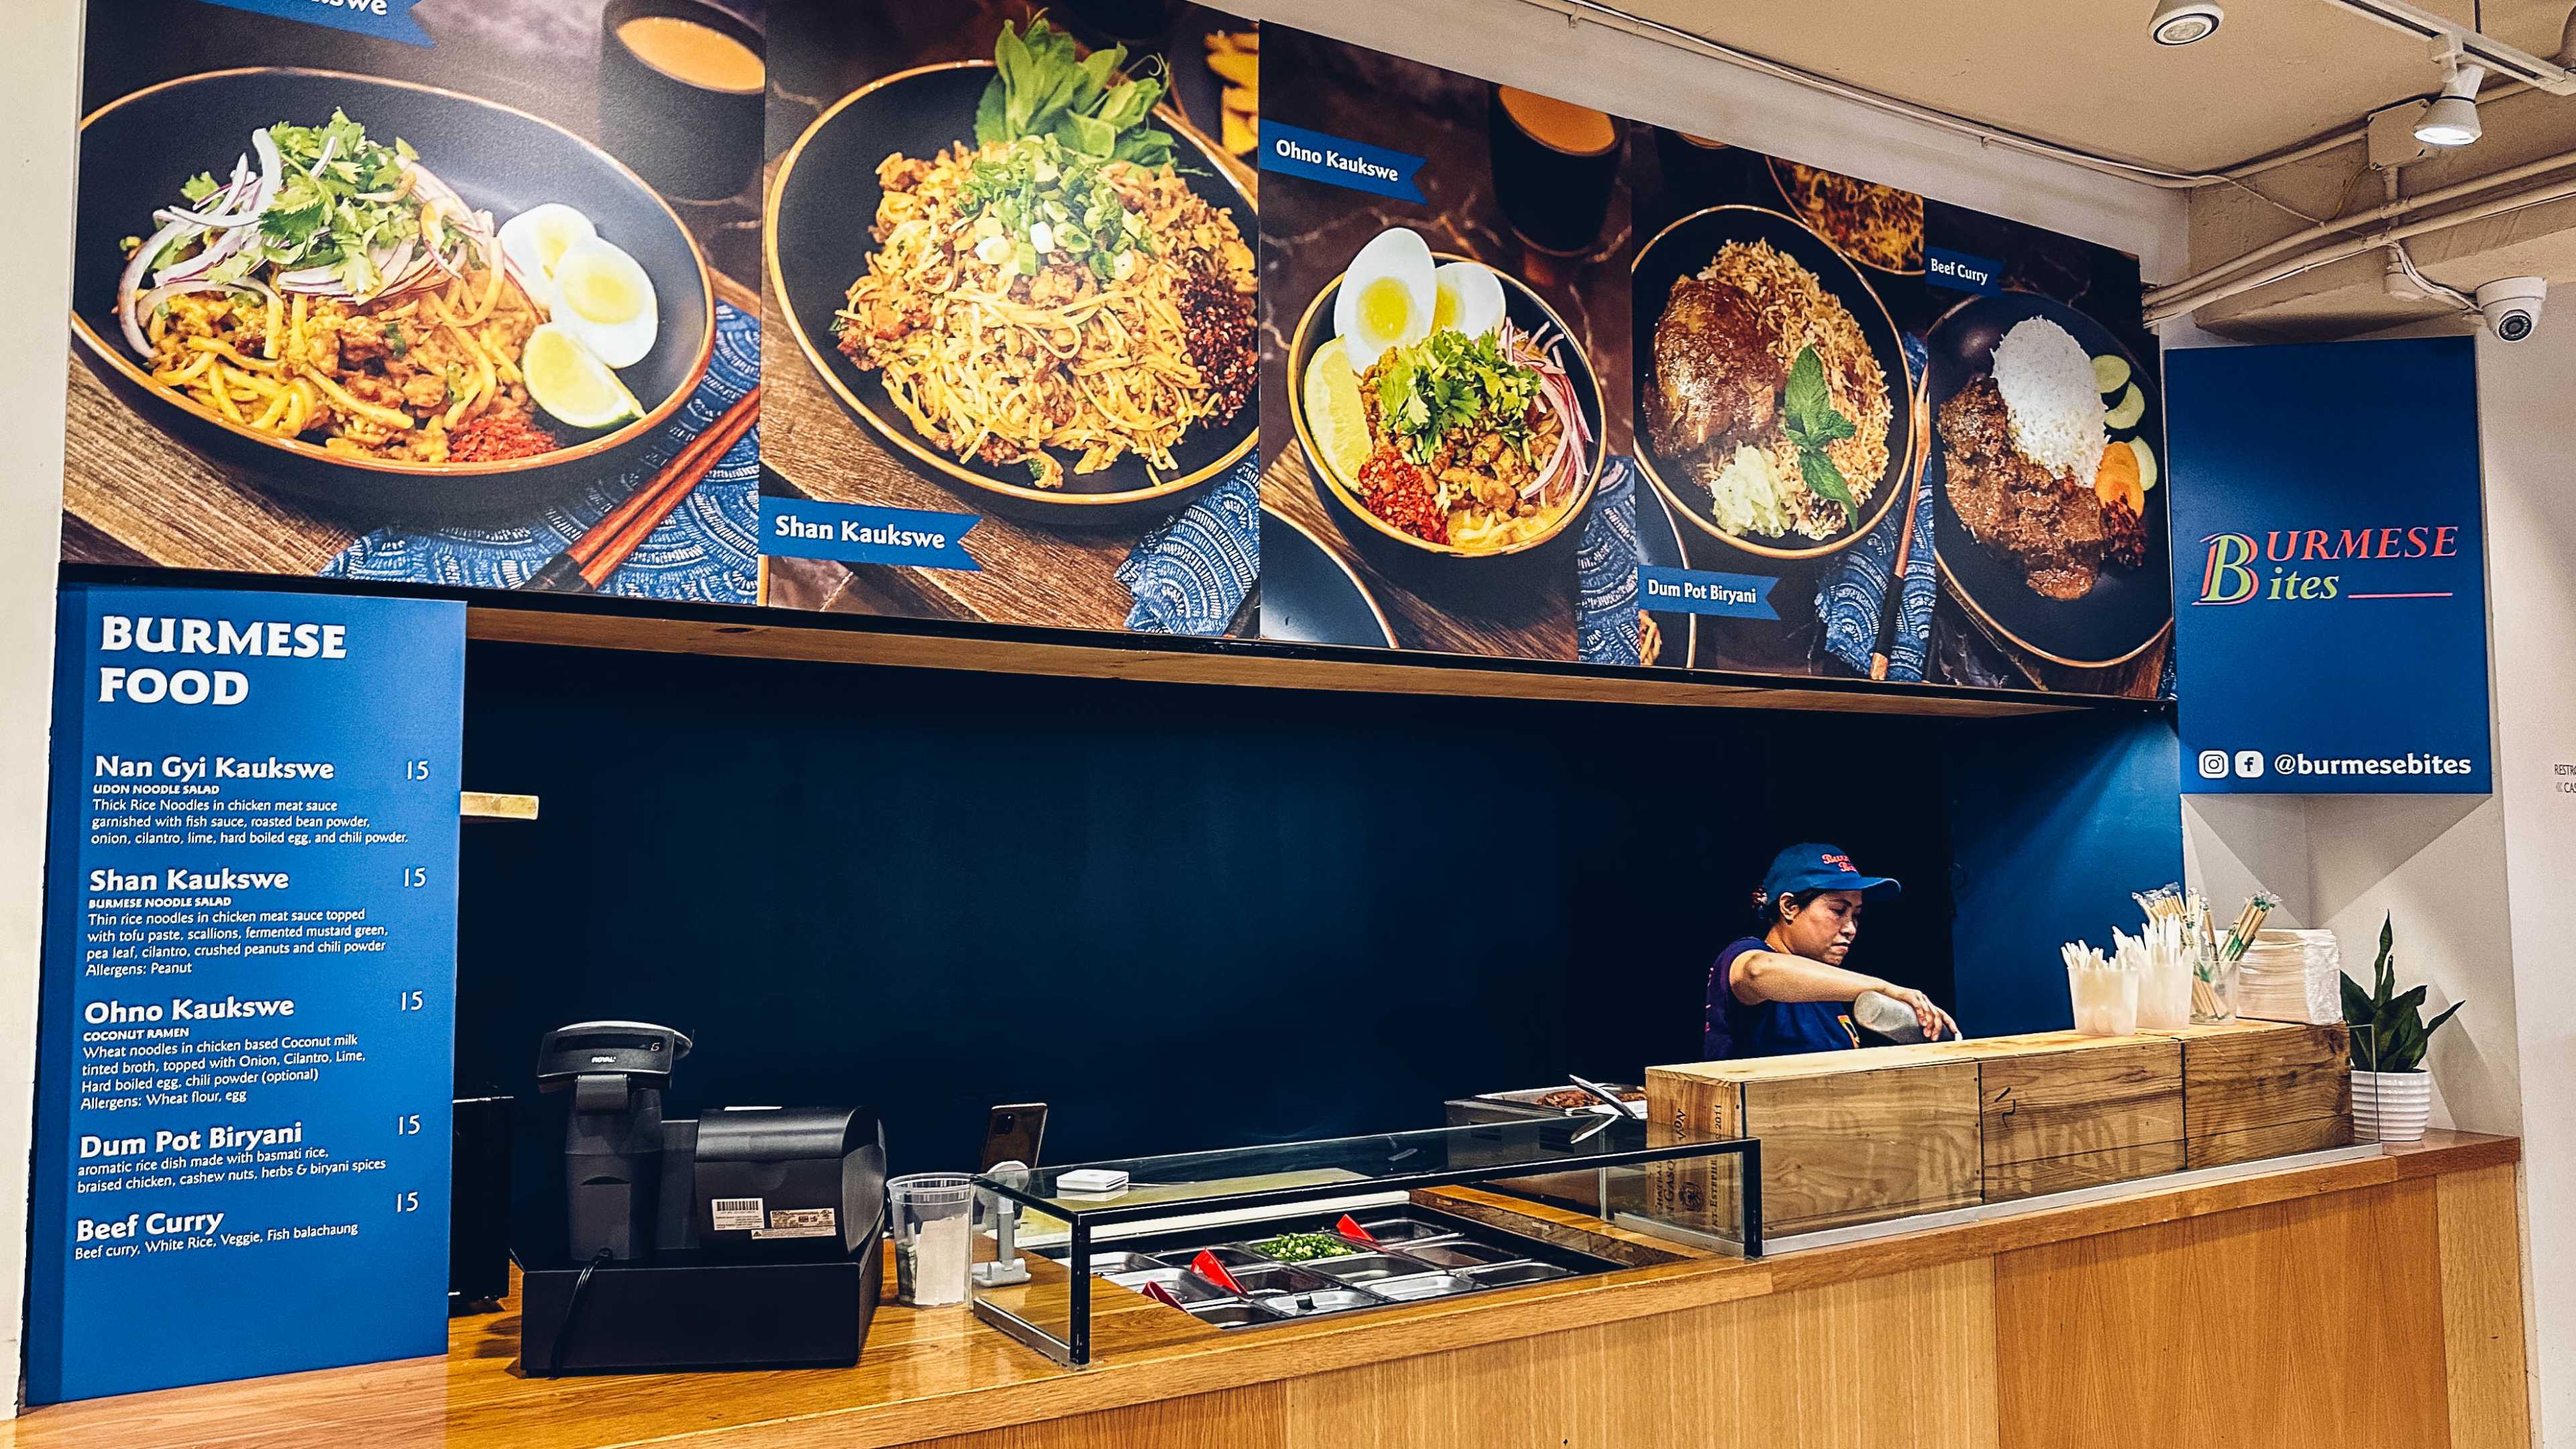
[769,17,1260,515]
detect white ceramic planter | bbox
[2353,1069,2432,1142]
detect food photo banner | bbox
[60,0,765,605]
[64,0,2168,699]
[2165,337,2491,794]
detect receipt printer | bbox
[694,1106,885,1260]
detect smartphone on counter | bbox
[981,1102,1048,1171]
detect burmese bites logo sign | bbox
[2194,525,2465,606]
[2166,338,2489,796]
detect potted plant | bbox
[2341,914,2463,1142]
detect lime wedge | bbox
[1303,335,1371,482]
[2128,436,2159,492]
[2104,382,2145,430]
[2092,353,2131,395]
[524,323,641,431]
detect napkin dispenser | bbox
[693,1106,885,1260]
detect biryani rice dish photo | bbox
[113,111,662,466]
[829,19,1258,492]
[1300,225,1595,554]
[1935,315,2155,602]
[1645,238,1893,542]
[1774,162,1924,273]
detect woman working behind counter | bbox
[1705,843,1959,1059]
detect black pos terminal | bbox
[519,1020,889,1375]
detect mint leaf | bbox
[1782,345,1831,431]
[975,76,1011,146]
[1799,449,1858,527]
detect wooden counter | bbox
[1,1132,2524,1449]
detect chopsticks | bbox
[2220,892,2278,966]
[520,385,761,593]
[1868,380,1933,680]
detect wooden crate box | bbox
[1975,1032,2184,1201]
[2151,1020,2354,1167]
[1649,1046,1982,1238]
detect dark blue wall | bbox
[1944,712,2186,1036]
[453,643,1979,1207]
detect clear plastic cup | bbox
[888,1173,977,1307]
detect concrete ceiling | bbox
[1609,0,2575,172]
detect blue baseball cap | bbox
[1761,843,1901,903]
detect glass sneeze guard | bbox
[971,1116,1761,1365]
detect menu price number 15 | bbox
[405,759,433,782]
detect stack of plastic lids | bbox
[2237,928,2341,1025]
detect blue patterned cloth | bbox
[1575,456,1642,666]
[321,302,761,604]
[1818,333,1935,680]
[1119,458,1260,635]
[1817,464,1935,681]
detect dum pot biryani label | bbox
[1639,566,1780,620]
[193,0,433,47]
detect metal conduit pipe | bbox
[2143,174,2576,321]
[2145,146,2576,311]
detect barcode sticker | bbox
[710,1197,764,1232]
[752,1206,837,1240]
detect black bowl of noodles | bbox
[767,62,1260,526]
[71,68,716,519]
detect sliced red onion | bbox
[309,131,338,178]
[119,216,197,354]
[154,225,246,287]
[127,276,281,365]
[160,130,284,231]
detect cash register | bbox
[519,1020,888,1375]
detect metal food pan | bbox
[1305,1252,1439,1285]
[1221,1263,1339,1296]
[1105,1266,1231,1303]
[1153,1244,1266,1271]
[1369,1272,1482,1302]
[1082,1251,1166,1275]
[1251,1286,1385,1317]
[1473,1084,1646,1112]
[1463,1260,1575,1287]
[1341,1213,1464,1245]
[1401,1240,1525,1269]
[1186,1299,1285,1329]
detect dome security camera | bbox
[2150,0,2224,46]
[2476,277,2546,343]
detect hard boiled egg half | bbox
[1432,261,1505,339]
[1332,226,1434,373]
[497,203,597,315]
[547,237,660,370]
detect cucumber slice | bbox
[2104,383,2145,430]
[2092,354,2131,394]
[2127,437,2158,492]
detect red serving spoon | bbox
[1336,1214,1384,1250]
[1191,1249,1246,1294]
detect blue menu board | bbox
[27,585,465,1403]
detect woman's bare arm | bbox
[1729,949,1887,1006]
